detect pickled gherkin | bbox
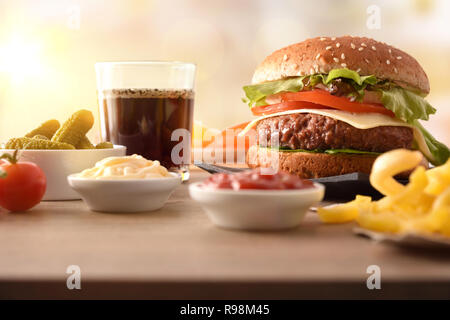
[32,134,49,140]
[51,110,94,146]
[95,141,114,149]
[76,136,95,149]
[25,119,60,139]
[6,137,75,150]
[2,109,114,151]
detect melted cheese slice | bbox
[239,109,434,162]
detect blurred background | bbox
[0,0,449,145]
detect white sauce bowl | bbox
[67,172,181,212]
[189,182,325,230]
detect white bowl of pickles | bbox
[1,110,126,200]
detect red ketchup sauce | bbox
[202,169,314,190]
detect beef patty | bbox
[256,113,414,152]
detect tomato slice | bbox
[251,101,329,116]
[280,89,395,117]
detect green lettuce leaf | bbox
[380,87,436,122]
[412,120,450,166]
[379,87,449,165]
[242,68,378,107]
[260,146,380,156]
[243,76,306,107]
[323,149,380,155]
[324,68,377,86]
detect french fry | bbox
[375,167,433,217]
[425,161,450,196]
[431,188,450,236]
[357,210,403,233]
[318,195,371,223]
[370,149,423,196]
[317,150,450,238]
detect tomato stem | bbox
[0,149,19,164]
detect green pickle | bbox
[5,137,75,150]
[76,136,95,149]
[25,119,60,139]
[32,134,49,140]
[51,109,94,146]
[95,141,114,149]
[2,109,103,150]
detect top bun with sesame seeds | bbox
[252,36,430,94]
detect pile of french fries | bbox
[318,149,450,237]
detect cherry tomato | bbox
[0,151,46,212]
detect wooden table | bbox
[0,168,449,299]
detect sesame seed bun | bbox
[252,36,430,94]
[246,145,428,179]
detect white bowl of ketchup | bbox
[189,168,325,231]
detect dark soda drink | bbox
[99,88,194,170]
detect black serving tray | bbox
[195,163,408,201]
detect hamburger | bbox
[240,36,449,178]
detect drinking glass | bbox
[95,61,196,180]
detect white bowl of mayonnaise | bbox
[67,155,182,212]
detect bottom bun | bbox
[246,145,427,179]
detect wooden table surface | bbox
[0,168,449,299]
